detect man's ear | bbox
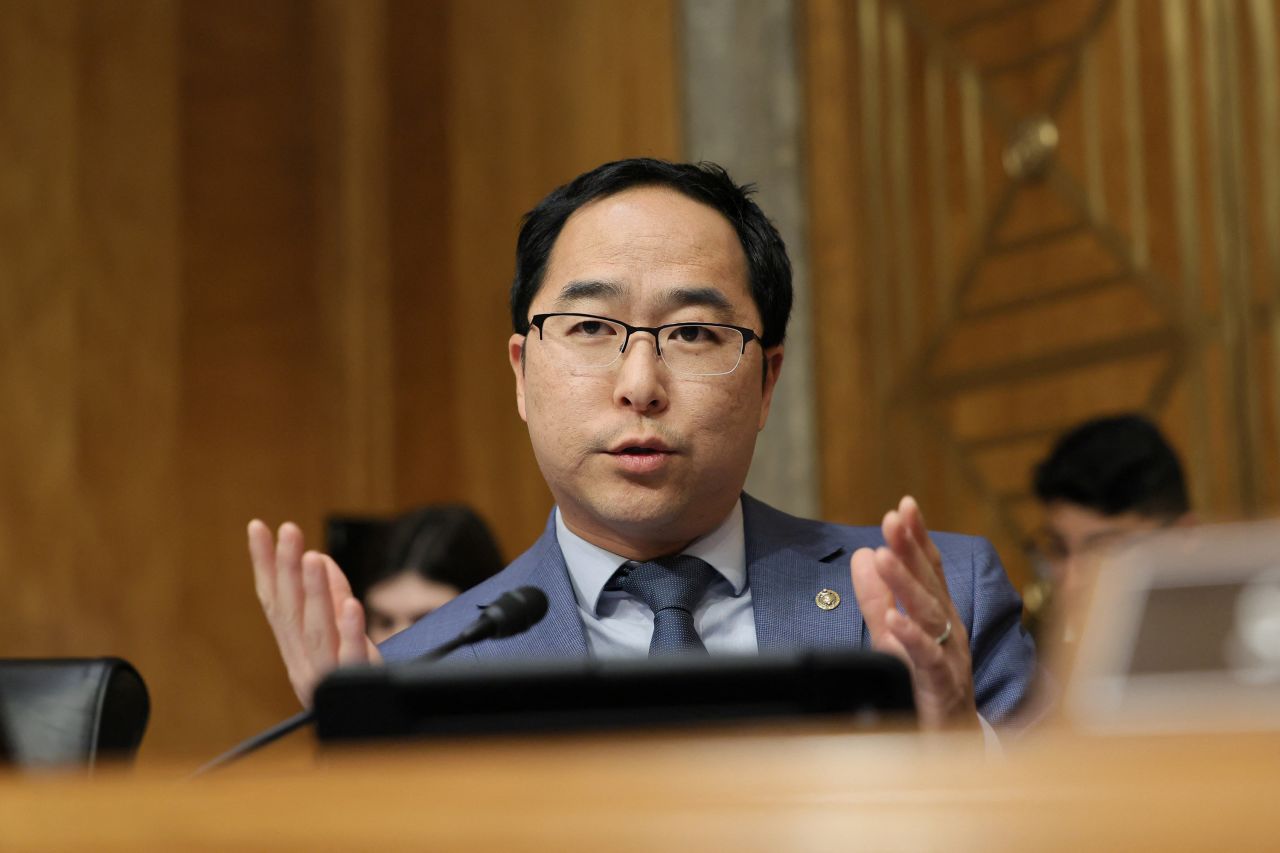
[757,345,785,431]
[508,333,529,423]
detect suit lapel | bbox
[743,495,866,653]
[472,514,590,661]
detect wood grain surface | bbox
[1,726,1276,850]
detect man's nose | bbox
[612,332,669,414]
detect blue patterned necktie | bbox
[612,554,720,655]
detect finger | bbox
[273,522,306,631]
[247,519,277,606]
[873,547,951,636]
[851,547,894,638]
[301,551,339,661]
[336,598,371,666]
[882,509,944,600]
[851,547,909,661]
[319,553,356,612]
[322,554,370,666]
[899,496,947,590]
[882,572,970,659]
[885,608,950,677]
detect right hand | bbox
[248,520,382,707]
[850,496,977,730]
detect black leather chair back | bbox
[0,657,150,769]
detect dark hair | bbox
[1033,414,1190,519]
[327,505,505,601]
[510,158,793,348]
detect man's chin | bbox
[567,487,707,548]
[598,492,685,530]
[588,484,732,545]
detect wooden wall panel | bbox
[75,0,184,747]
[174,0,336,754]
[313,0,396,511]
[0,0,188,753]
[386,0,458,509]
[804,0,1280,596]
[0,0,680,760]
[1,2,82,650]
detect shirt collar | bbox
[555,499,747,617]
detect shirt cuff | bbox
[978,713,1003,756]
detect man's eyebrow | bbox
[554,280,624,305]
[553,281,736,316]
[661,286,734,315]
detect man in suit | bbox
[248,159,1035,728]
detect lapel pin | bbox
[815,589,841,611]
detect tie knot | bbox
[615,554,720,616]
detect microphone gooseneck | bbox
[191,585,549,777]
[414,585,548,663]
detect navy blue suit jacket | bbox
[379,494,1036,723]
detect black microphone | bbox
[192,586,549,776]
[423,586,549,661]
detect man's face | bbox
[1040,501,1169,600]
[508,186,783,559]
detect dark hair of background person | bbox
[326,505,505,602]
[1033,414,1191,520]
[510,158,794,348]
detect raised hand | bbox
[850,496,977,729]
[248,520,382,707]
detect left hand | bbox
[850,495,977,729]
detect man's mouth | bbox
[606,438,676,455]
[604,440,677,473]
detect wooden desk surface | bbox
[1,724,1277,851]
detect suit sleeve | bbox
[966,537,1038,724]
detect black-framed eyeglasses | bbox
[529,312,761,377]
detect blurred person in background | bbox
[1030,414,1194,641]
[327,506,505,644]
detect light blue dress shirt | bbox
[555,499,759,657]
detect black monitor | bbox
[313,650,915,744]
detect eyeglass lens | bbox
[539,315,744,376]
